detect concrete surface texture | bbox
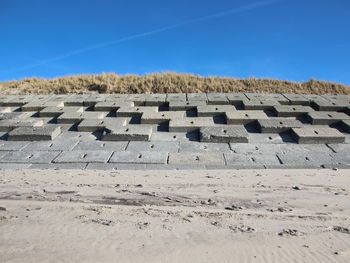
[0,93,349,170]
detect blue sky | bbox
[0,0,350,84]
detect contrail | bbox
[1,0,284,75]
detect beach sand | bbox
[0,169,349,262]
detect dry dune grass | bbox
[0,72,349,95]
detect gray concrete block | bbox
[206,93,229,104]
[109,151,168,164]
[0,112,33,120]
[168,152,225,165]
[85,163,147,170]
[197,105,236,117]
[291,126,345,144]
[104,94,129,101]
[187,93,207,102]
[200,126,249,143]
[39,106,83,117]
[326,143,350,154]
[0,119,44,132]
[273,105,314,117]
[63,94,90,106]
[141,111,185,124]
[247,133,287,144]
[224,153,280,166]
[306,111,350,125]
[7,126,62,141]
[225,93,248,106]
[169,117,215,132]
[21,101,64,111]
[22,139,79,151]
[340,120,350,133]
[245,93,288,103]
[168,101,207,110]
[73,140,128,151]
[94,101,134,111]
[29,163,88,169]
[329,153,350,167]
[4,95,35,106]
[0,141,30,150]
[145,94,167,106]
[57,111,106,124]
[179,141,231,152]
[126,141,179,152]
[243,99,280,110]
[116,106,158,117]
[166,93,187,102]
[150,132,195,142]
[276,152,337,168]
[102,125,152,141]
[0,163,32,169]
[282,94,310,105]
[0,150,60,163]
[83,94,109,106]
[145,164,206,170]
[0,107,12,113]
[225,110,268,124]
[77,118,127,132]
[257,118,303,133]
[53,150,113,163]
[312,98,349,111]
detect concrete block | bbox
[0,107,12,113]
[206,93,229,104]
[83,94,109,106]
[329,153,350,167]
[145,164,206,170]
[0,150,60,163]
[340,120,350,133]
[29,163,88,169]
[225,110,268,124]
[73,140,128,151]
[22,139,79,151]
[197,105,236,117]
[126,141,179,152]
[291,126,345,144]
[39,106,83,117]
[282,94,310,105]
[168,117,215,132]
[257,118,303,133]
[7,126,62,141]
[168,152,225,165]
[0,141,29,150]
[243,99,280,110]
[327,143,350,154]
[141,111,185,124]
[64,94,90,106]
[166,93,187,102]
[311,98,349,111]
[150,132,194,142]
[102,125,152,141]
[145,94,167,106]
[21,101,64,111]
[179,141,231,152]
[0,112,32,120]
[77,118,127,132]
[57,111,106,124]
[94,101,134,111]
[109,151,168,164]
[53,150,113,163]
[276,152,337,168]
[117,106,158,117]
[4,95,35,106]
[0,163,32,169]
[245,93,288,103]
[104,94,129,101]
[306,111,350,125]
[224,153,280,166]
[225,93,248,106]
[0,119,44,132]
[168,101,206,110]
[187,93,207,101]
[125,94,148,106]
[273,105,314,117]
[247,133,286,144]
[200,125,249,143]
[85,163,147,170]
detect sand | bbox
[0,168,350,262]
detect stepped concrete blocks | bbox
[306,111,350,125]
[21,101,64,111]
[197,105,236,117]
[83,94,109,106]
[225,110,268,124]
[141,111,185,124]
[243,99,280,110]
[39,106,84,117]
[168,152,225,166]
[225,93,247,106]
[187,93,207,102]
[311,98,349,111]
[109,151,168,164]
[77,118,127,132]
[257,118,303,133]
[166,93,187,102]
[200,125,249,143]
[145,94,167,106]
[168,101,207,111]
[102,125,152,141]
[4,95,35,106]
[64,94,90,106]
[116,106,158,117]
[0,119,44,132]
[169,117,215,132]
[57,111,106,124]
[53,150,113,163]
[7,126,62,141]
[206,93,229,104]
[282,94,310,105]
[94,101,134,111]
[125,94,148,106]
[291,126,345,144]
[126,141,179,152]
[273,105,314,117]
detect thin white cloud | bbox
[1,0,284,75]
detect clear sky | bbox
[0,0,350,84]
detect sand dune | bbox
[0,169,349,262]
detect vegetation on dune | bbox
[0,72,349,95]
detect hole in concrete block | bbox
[279,122,283,125]
[173,135,176,139]
[314,130,319,134]
[293,108,296,110]
[195,156,200,161]
[27,154,34,159]
[137,154,142,159]
[125,128,129,132]
[161,114,165,117]
[245,114,249,117]
[305,157,310,161]
[203,146,208,149]
[81,154,87,159]
[150,144,154,149]
[49,143,53,148]
[251,157,256,162]
[328,114,332,118]
[223,129,227,133]
[136,108,140,111]
[215,107,219,110]
[101,143,105,147]
[190,121,194,124]
[269,136,272,140]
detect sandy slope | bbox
[0,169,349,263]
